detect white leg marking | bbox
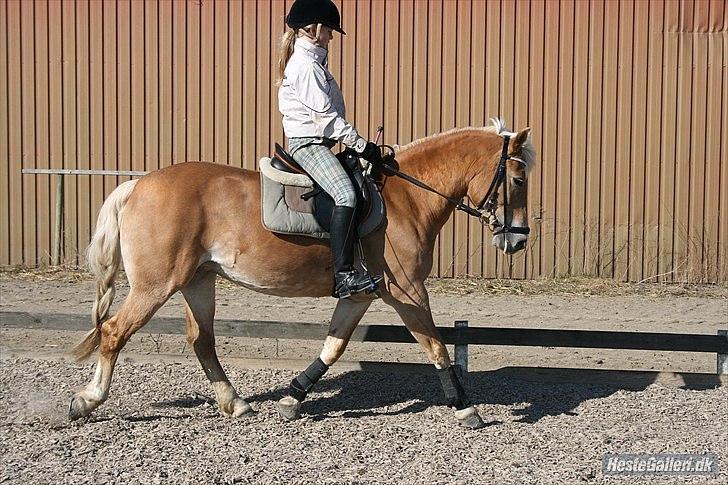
[211,381,237,406]
[320,336,347,366]
[80,360,107,402]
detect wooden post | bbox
[718,330,728,375]
[52,174,64,266]
[454,320,468,373]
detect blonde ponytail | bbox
[277,28,297,86]
[277,24,324,86]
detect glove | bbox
[360,141,383,166]
[380,153,398,176]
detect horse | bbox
[69,118,535,429]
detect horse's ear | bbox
[513,127,531,149]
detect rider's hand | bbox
[361,141,383,166]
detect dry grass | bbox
[425,275,728,298]
[0,265,94,283]
[2,265,725,299]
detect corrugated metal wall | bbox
[1,0,726,282]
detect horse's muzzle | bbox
[492,231,528,255]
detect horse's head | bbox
[466,122,536,255]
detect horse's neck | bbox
[390,131,497,241]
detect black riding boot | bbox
[330,205,375,298]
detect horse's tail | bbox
[72,179,139,361]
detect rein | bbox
[379,135,530,236]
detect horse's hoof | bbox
[276,396,302,421]
[230,398,255,418]
[68,396,93,421]
[455,406,484,429]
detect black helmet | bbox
[286,0,346,35]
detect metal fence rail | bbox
[20,168,149,265]
[21,169,149,177]
[3,311,726,375]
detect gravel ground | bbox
[1,357,726,484]
[1,274,726,483]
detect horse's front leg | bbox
[277,297,372,421]
[381,281,485,429]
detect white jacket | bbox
[278,38,367,152]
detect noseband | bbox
[378,135,530,236]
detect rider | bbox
[278,0,383,298]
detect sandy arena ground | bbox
[1,272,726,483]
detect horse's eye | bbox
[513,177,525,187]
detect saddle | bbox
[259,144,386,239]
[269,143,307,174]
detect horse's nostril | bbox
[504,239,526,254]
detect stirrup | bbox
[334,270,381,299]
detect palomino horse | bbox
[70,119,535,429]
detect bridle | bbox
[378,135,530,236]
[472,135,530,235]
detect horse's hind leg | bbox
[277,297,372,421]
[181,271,253,417]
[69,289,170,420]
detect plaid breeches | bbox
[289,138,357,208]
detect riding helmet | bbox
[285,0,346,35]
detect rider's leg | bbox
[290,141,373,297]
[329,205,375,297]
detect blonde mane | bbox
[395,118,537,171]
[395,125,500,152]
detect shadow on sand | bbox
[234,365,724,424]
